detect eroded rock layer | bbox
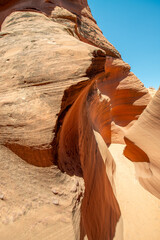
[0,0,120,57]
[0,10,106,166]
[124,89,160,198]
[0,145,84,240]
[56,57,151,239]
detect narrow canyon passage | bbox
[0,1,159,240]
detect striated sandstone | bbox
[0,0,120,57]
[55,56,151,239]
[0,10,106,166]
[124,88,160,198]
[0,1,159,240]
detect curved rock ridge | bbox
[0,10,106,166]
[54,56,151,175]
[124,88,160,199]
[95,57,151,144]
[57,75,121,239]
[55,57,151,239]
[0,0,120,57]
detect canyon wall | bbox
[124,88,160,198]
[0,1,159,240]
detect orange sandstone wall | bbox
[55,57,151,239]
[0,1,154,239]
[124,89,160,198]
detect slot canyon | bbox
[0,0,159,239]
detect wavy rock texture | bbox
[0,1,160,240]
[124,89,160,198]
[0,10,107,166]
[56,57,153,239]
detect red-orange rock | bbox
[55,57,151,238]
[0,10,106,166]
[0,1,159,240]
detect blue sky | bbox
[88,0,160,89]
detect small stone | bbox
[58,191,64,196]
[70,184,77,193]
[51,188,58,195]
[52,198,59,205]
[76,180,79,187]
[0,193,4,200]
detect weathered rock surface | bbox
[0,145,84,240]
[109,144,160,240]
[0,0,120,57]
[0,10,106,166]
[0,1,159,240]
[56,56,151,239]
[124,88,160,198]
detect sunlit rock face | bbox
[0,10,108,166]
[124,88,160,198]
[0,0,120,57]
[0,1,160,240]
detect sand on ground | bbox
[109,144,160,240]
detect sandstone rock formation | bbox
[0,10,106,166]
[0,0,120,57]
[0,145,84,240]
[0,1,159,240]
[124,88,160,199]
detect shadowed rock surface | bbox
[0,1,160,240]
